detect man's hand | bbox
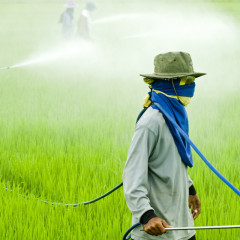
[188,194,201,220]
[143,217,172,236]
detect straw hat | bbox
[140,52,206,80]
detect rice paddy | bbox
[0,0,239,239]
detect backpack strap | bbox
[136,107,148,124]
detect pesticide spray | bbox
[0,66,10,70]
[0,41,95,71]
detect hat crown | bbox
[154,52,194,76]
[64,0,77,8]
[85,1,96,11]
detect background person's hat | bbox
[64,0,78,8]
[85,1,96,11]
[140,52,206,80]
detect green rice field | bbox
[0,0,239,239]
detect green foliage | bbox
[0,1,239,240]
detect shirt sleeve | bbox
[122,125,157,222]
[188,174,193,188]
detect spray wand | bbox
[123,224,240,240]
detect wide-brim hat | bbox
[64,0,78,8]
[140,52,206,80]
[64,4,77,8]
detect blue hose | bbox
[153,101,240,196]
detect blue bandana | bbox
[149,79,195,167]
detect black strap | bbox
[136,108,148,124]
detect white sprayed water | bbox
[93,14,143,25]
[93,6,240,96]
[0,66,10,70]
[1,3,240,97]
[122,32,156,40]
[4,41,95,70]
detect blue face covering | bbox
[149,79,196,167]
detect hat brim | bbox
[140,72,206,80]
[64,4,78,8]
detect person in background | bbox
[76,1,96,41]
[123,52,204,240]
[59,0,77,40]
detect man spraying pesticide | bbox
[76,1,96,41]
[122,52,239,240]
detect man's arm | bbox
[123,125,156,221]
[140,172,198,224]
[123,125,171,235]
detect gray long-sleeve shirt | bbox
[123,107,195,240]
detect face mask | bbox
[143,76,195,107]
[178,76,195,106]
[178,96,192,106]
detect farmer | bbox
[123,52,205,240]
[76,1,96,40]
[59,0,77,40]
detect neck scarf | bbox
[144,78,195,167]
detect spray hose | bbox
[3,182,123,207]
[153,100,240,196]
